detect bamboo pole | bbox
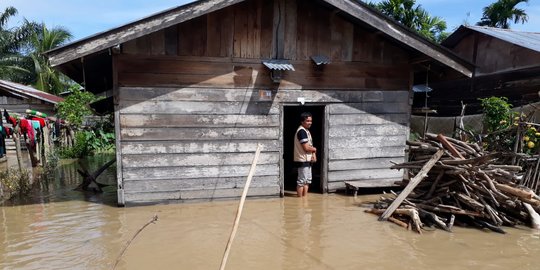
[219,144,262,270]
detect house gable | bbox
[443,26,540,75]
[47,0,472,77]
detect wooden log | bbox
[437,134,465,159]
[523,202,540,229]
[495,183,535,200]
[365,209,409,229]
[389,216,410,229]
[486,164,522,172]
[397,208,423,234]
[418,209,452,232]
[440,153,499,166]
[379,149,444,221]
[455,193,485,212]
[447,215,455,230]
[481,197,502,226]
[416,203,483,217]
[425,171,444,198]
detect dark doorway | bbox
[283,105,325,193]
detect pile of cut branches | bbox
[367,133,540,234]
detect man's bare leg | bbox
[303,185,309,197]
[297,186,304,197]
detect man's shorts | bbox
[297,166,312,187]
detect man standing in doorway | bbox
[294,112,317,197]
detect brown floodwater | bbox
[1,155,540,270]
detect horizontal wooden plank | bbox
[123,164,279,180]
[119,87,255,102]
[329,114,409,125]
[328,168,403,182]
[329,124,409,138]
[329,157,405,171]
[329,102,410,114]
[117,55,410,78]
[275,90,408,103]
[123,175,278,192]
[118,71,408,90]
[119,100,279,115]
[121,127,279,141]
[362,91,409,102]
[329,146,406,160]
[124,186,280,203]
[122,152,279,167]
[329,135,406,148]
[120,114,280,128]
[121,140,280,154]
[328,178,401,191]
[118,87,407,104]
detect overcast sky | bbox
[1,0,538,42]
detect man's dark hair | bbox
[300,112,312,122]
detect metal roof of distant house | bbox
[443,25,540,53]
[45,0,473,77]
[0,80,64,104]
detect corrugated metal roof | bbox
[463,26,540,53]
[311,55,331,65]
[0,80,64,104]
[262,60,295,71]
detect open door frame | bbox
[280,104,328,195]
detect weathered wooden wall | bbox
[450,32,540,75]
[421,31,540,116]
[121,0,409,64]
[115,0,412,203]
[116,85,408,201]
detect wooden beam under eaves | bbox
[47,0,247,67]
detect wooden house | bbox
[46,0,472,205]
[0,80,63,116]
[414,25,540,116]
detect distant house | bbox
[0,80,63,116]
[414,25,540,116]
[46,0,472,206]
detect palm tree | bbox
[368,0,448,43]
[0,7,39,84]
[477,0,529,29]
[28,24,73,94]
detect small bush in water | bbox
[0,167,32,196]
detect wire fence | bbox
[411,101,540,137]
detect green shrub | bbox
[0,168,32,196]
[479,97,513,133]
[57,131,91,158]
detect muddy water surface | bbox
[1,156,540,270]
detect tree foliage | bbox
[56,85,96,128]
[0,6,72,94]
[29,24,73,94]
[366,0,448,43]
[477,0,529,29]
[0,7,39,84]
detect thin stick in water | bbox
[113,214,158,270]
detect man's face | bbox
[301,117,313,129]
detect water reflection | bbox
[1,158,540,269]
